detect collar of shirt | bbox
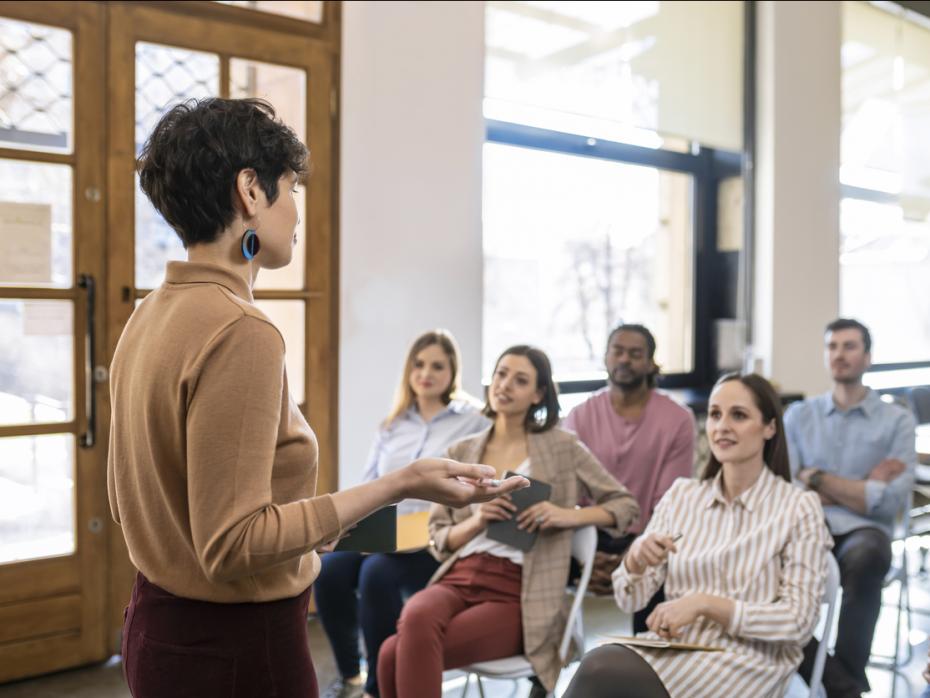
[403,399,473,424]
[165,261,253,303]
[705,465,776,512]
[820,388,880,418]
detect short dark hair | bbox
[607,323,660,387]
[701,372,791,484]
[137,98,309,248]
[483,345,560,433]
[825,318,871,353]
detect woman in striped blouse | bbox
[564,373,832,698]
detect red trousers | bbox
[378,553,523,698]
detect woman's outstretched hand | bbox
[395,458,529,508]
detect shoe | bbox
[321,678,364,698]
[528,676,548,698]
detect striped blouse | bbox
[612,467,832,698]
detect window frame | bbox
[839,181,930,373]
[838,1,930,374]
[484,119,742,393]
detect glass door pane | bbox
[230,58,307,291]
[0,433,75,563]
[216,1,324,23]
[0,160,73,288]
[254,300,305,404]
[0,300,73,425]
[134,43,220,289]
[0,18,73,153]
[0,10,78,571]
[229,58,310,405]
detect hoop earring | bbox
[241,229,261,260]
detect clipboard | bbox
[334,505,398,553]
[601,636,724,652]
[485,471,551,552]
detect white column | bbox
[753,0,841,394]
[339,1,486,486]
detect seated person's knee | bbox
[840,536,891,579]
[576,644,624,679]
[395,591,436,629]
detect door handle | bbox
[78,274,96,448]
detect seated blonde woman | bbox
[564,373,832,698]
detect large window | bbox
[841,1,930,368]
[483,1,743,388]
[483,141,694,381]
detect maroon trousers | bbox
[378,554,524,698]
[121,573,318,698]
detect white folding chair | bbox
[800,554,841,698]
[458,525,598,698]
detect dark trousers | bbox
[799,526,892,697]
[122,572,317,698]
[563,644,670,698]
[313,550,439,696]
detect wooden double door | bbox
[0,1,339,682]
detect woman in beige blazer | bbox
[378,345,640,697]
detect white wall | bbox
[339,1,486,487]
[753,0,841,395]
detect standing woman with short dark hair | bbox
[107,98,526,698]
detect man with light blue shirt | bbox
[787,318,917,698]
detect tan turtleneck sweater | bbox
[107,261,340,603]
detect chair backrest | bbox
[558,525,597,663]
[808,554,841,698]
[909,386,930,425]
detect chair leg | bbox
[889,668,914,698]
[903,572,913,666]
[475,675,486,698]
[460,673,470,698]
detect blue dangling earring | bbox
[241,229,261,260]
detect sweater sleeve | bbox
[186,316,341,583]
[107,422,120,524]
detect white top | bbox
[612,468,832,698]
[458,459,531,565]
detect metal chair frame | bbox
[458,525,598,698]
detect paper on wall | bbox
[0,201,53,283]
[23,301,72,337]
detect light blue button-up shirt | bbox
[361,399,491,515]
[784,389,917,537]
